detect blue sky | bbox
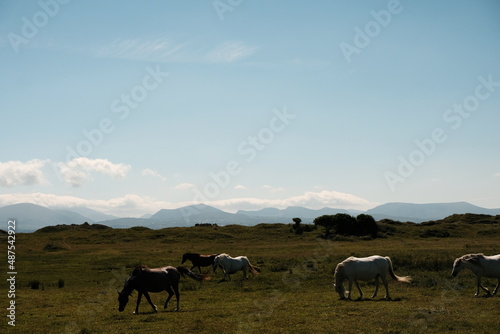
[1,0,499,217]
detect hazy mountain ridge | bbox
[1,201,500,232]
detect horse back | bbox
[134,266,179,292]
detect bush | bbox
[29,280,41,290]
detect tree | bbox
[332,213,357,235]
[355,214,379,237]
[292,217,302,234]
[313,215,335,238]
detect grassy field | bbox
[2,217,500,333]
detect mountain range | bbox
[1,201,500,232]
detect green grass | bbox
[2,219,500,333]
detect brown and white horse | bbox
[118,265,207,314]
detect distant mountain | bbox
[2,201,500,232]
[149,204,281,227]
[53,206,118,222]
[0,203,91,232]
[365,202,500,223]
[237,206,352,223]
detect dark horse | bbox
[181,252,219,273]
[118,265,207,314]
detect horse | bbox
[451,253,500,297]
[181,252,219,273]
[117,265,207,314]
[334,255,412,300]
[212,253,259,282]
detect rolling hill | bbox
[2,201,500,232]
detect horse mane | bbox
[132,265,150,276]
[462,253,485,265]
[217,253,230,258]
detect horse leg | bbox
[143,292,157,313]
[134,292,143,314]
[381,275,391,300]
[172,282,180,311]
[347,280,353,300]
[372,276,380,298]
[476,276,490,296]
[493,279,500,295]
[354,280,363,300]
[163,286,174,310]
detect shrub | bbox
[29,280,41,290]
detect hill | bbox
[0,203,91,232]
[237,206,352,222]
[365,202,500,223]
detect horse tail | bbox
[246,259,260,275]
[176,266,210,281]
[386,257,411,283]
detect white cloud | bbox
[234,184,247,190]
[0,193,173,217]
[57,158,131,187]
[95,35,257,64]
[207,42,259,63]
[96,34,190,62]
[192,190,376,213]
[494,173,500,178]
[0,189,376,217]
[142,168,167,182]
[262,184,286,193]
[0,159,48,187]
[174,183,196,190]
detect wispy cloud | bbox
[57,158,131,187]
[262,184,286,193]
[196,190,376,213]
[0,190,375,217]
[0,159,49,187]
[206,42,259,63]
[142,168,167,182]
[234,184,247,190]
[95,35,258,63]
[174,183,196,190]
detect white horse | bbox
[451,253,500,297]
[213,253,259,281]
[334,255,412,300]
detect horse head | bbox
[181,253,188,264]
[117,290,130,312]
[451,257,465,277]
[333,264,348,299]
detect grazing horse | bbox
[213,253,259,282]
[181,252,219,273]
[334,255,412,300]
[117,265,207,314]
[451,253,500,297]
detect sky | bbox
[1,0,499,217]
